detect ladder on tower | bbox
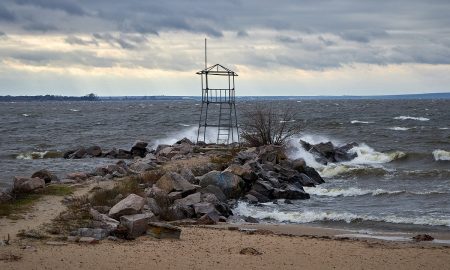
[217,102,233,144]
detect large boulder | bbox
[224,164,257,182]
[0,190,13,203]
[199,171,244,199]
[303,166,325,185]
[130,140,148,158]
[273,184,310,200]
[155,172,196,195]
[108,194,146,219]
[31,169,58,184]
[13,177,45,193]
[257,145,287,164]
[86,146,102,157]
[174,192,201,207]
[300,140,358,164]
[71,147,87,159]
[89,208,120,231]
[120,212,156,239]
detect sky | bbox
[0,0,450,96]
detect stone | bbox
[131,140,148,150]
[71,147,87,159]
[78,237,98,244]
[116,149,132,159]
[86,146,102,157]
[197,210,220,225]
[248,190,270,203]
[199,171,244,199]
[412,234,434,242]
[292,158,306,173]
[108,194,146,219]
[155,144,171,154]
[240,247,262,255]
[199,185,227,202]
[236,148,258,164]
[161,204,193,221]
[244,194,258,204]
[244,216,259,223]
[179,167,197,184]
[193,202,216,217]
[273,184,310,200]
[225,164,258,182]
[31,169,58,184]
[147,222,181,239]
[168,191,183,201]
[304,166,325,185]
[131,140,148,158]
[89,208,120,231]
[120,213,156,239]
[258,145,287,164]
[0,190,13,203]
[77,228,109,240]
[155,172,196,195]
[147,198,161,216]
[251,180,274,198]
[175,137,193,145]
[174,192,201,207]
[297,173,317,187]
[13,177,45,193]
[129,161,156,172]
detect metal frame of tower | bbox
[196,63,240,145]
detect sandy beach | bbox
[1,225,449,270]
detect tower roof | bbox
[196,64,238,76]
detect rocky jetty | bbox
[3,137,330,242]
[300,140,359,164]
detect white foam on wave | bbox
[69,109,80,112]
[234,202,450,227]
[347,144,406,165]
[439,127,449,130]
[433,149,450,161]
[152,126,239,146]
[350,120,373,124]
[304,186,446,197]
[394,116,429,121]
[178,124,191,127]
[388,127,411,131]
[16,151,48,160]
[22,114,29,117]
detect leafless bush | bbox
[240,103,302,147]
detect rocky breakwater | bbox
[63,140,150,159]
[299,140,359,165]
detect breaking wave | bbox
[388,127,411,131]
[433,149,450,161]
[15,151,62,160]
[350,120,373,124]
[303,186,446,197]
[235,202,450,227]
[394,116,429,121]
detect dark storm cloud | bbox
[2,0,450,70]
[0,5,16,21]
[15,0,86,16]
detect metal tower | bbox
[196,63,240,145]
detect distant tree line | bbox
[0,93,99,102]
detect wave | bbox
[16,151,63,160]
[388,127,410,131]
[433,149,450,161]
[303,186,446,197]
[347,144,406,164]
[350,120,373,124]
[439,127,449,130]
[22,113,30,117]
[319,164,388,178]
[234,202,450,227]
[394,116,429,121]
[178,124,191,127]
[69,109,80,112]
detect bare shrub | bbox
[240,103,302,147]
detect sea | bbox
[1,99,449,236]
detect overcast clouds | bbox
[0,0,449,96]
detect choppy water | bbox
[1,99,449,233]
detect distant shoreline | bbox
[1,92,449,101]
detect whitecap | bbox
[394,116,429,121]
[234,202,450,227]
[16,151,48,160]
[178,124,191,127]
[22,113,29,117]
[304,186,446,197]
[69,109,80,112]
[433,149,450,161]
[388,127,410,131]
[350,120,373,124]
[346,144,406,164]
[439,127,449,130]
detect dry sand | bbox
[1,226,450,270]
[1,182,450,270]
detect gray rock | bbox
[193,202,216,217]
[129,161,156,172]
[297,173,317,187]
[244,216,259,223]
[199,185,227,202]
[71,147,87,159]
[244,194,258,204]
[273,184,310,200]
[0,190,13,203]
[197,210,220,225]
[179,167,197,184]
[168,191,183,201]
[13,177,45,193]
[175,137,193,145]
[108,194,146,219]
[174,192,201,207]
[199,171,244,199]
[155,172,196,195]
[86,146,102,157]
[147,222,181,239]
[120,212,156,239]
[131,140,148,150]
[251,180,273,198]
[31,169,58,184]
[78,237,98,244]
[292,158,306,173]
[248,190,270,203]
[147,198,161,216]
[90,208,120,231]
[304,166,325,185]
[225,164,257,182]
[77,228,109,240]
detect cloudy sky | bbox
[1,0,449,96]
